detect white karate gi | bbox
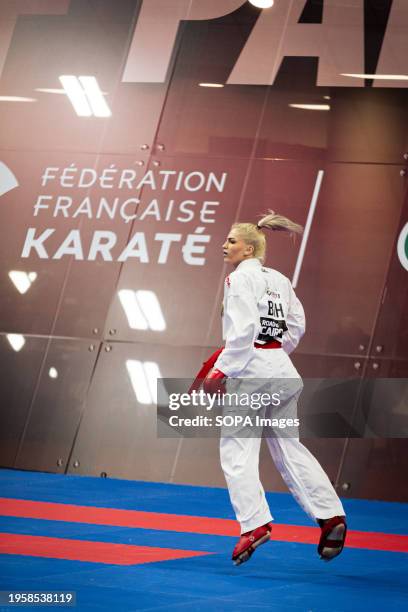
[215,258,345,533]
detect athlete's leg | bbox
[220,433,274,565]
[265,360,347,560]
[265,354,345,521]
[266,435,345,520]
[220,434,272,533]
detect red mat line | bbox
[1,498,407,553]
[0,497,237,535]
[0,533,211,565]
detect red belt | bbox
[254,340,281,349]
[188,340,281,393]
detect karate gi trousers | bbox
[219,348,345,533]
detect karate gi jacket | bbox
[214,258,305,378]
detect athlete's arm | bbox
[214,273,259,377]
[282,280,305,354]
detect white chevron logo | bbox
[0,162,19,197]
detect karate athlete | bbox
[202,211,347,566]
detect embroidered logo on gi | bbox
[226,276,231,287]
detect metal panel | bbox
[0,333,48,467]
[254,68,330,162]
[337,438,408,502]
[170,439,226,488]
[333,356,408,502]
[326,89,408,165]
[292,354,367,378]
[15,337,99,473]
[154,8,265,159]
[0,4,146,154]
[237,159,325,279]
[67,342,204,480]
[292,163,405,355]
[337,190,408,502]
[369,203,408,362]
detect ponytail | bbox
[232,210,302,263]
[257,210,303,236]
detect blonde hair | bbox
[232,210,303,263]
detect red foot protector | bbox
[232,522,273,566]
[0,533,212,566]
[318,516,347,562]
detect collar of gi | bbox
[235,258,262,272]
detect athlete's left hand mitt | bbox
[203,368,227,395]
